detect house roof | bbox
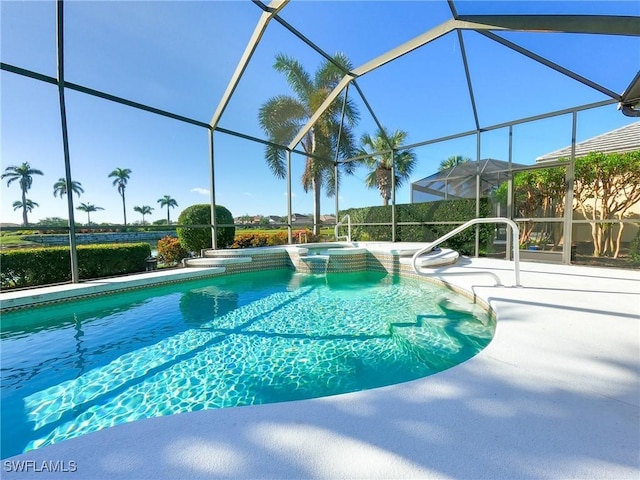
[536,121,640,162]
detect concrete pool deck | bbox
[3,258,639,479]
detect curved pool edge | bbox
[4,259,639,480]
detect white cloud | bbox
[191,187,210,196]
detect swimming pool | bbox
[0,269,494,459]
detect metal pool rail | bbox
[411,218,522,287]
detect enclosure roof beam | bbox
[399,98,616,154]
[288,19,458,150]
[1,63,211,129]
[456,14,640,36]
[620,71,640,104]
[478,30,621,101]
[447,0,459,19]
[209,0,289,129]
[338,148,394,164]
[269,10,351,75]
[287,75,354,150]
[352,81,393,149]
[457,31,480,130]
[352,19,458,76]
[215,126,323,160]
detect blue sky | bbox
[1,0,639,225]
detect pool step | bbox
[202,247,288,257]
[398,248,459,269]
[183,257,252,268]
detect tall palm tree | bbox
[12,199,39,221]
[157,195,178,224]
[439,155,471,171]
[358,127,417,206]
[76,202,104,225]
[108,168,132,225]
[2,162,44,226]
[76,203,104,225]
[53,178,84,199]
[258,53,359,234]
[133,205,153,224]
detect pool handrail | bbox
[411,217,521,287]
[335,214,351,242]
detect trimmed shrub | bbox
[0,243,151,290]
[231,228,319,249]
[176,204,235,254]
[232,232,270,248]
[340,199,493,255]
[267,230,289,246]
[156,236,187,265]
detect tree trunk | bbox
[614,218,624,259]
[377,167,391,206]
[21,188,28,226]
[592,223,602,257]
[121,193,127,226]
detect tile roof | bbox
[536,121,640,162]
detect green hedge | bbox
[0,243,151,290]
[340,199,493,255]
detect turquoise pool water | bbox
[0,270,494,458]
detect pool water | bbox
[0,270,494,458]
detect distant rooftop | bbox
[536,121,640,162]
[411,158,528,202]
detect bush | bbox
[176,204,235,254]
[0,243,151,290]
[156,236,187,265]
[340,199,493,255]
[232,232,270,248]
[267,230,289,246]
[230,228,319,248]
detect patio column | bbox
[334,161,339,230]
[507,125,514,260]
[475,132,481,257]
[208,128,217,249]
[57,0,79,283]
[287,150,292,244]
[562,112,577,264]
[391,149,397,242]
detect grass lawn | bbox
[0,235,38,247]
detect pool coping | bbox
[0,267,225,311]
[2,257,639,479]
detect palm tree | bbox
[108,168,132,225]
[12,199,39,220]
[258,53,359,234]
[133,205,153,224]
[358,127,417,206]
[439,155,471,171]
[2,162,44,226]
[157,195,178,224]
[53,178,84,198]
[76,202,104,225]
